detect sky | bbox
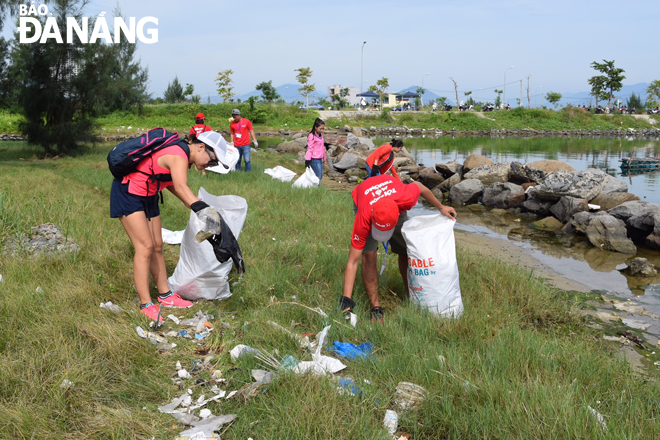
[3,0,659,102]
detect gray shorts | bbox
[353,203,408,255]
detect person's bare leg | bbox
[361,250,380,307]
[119,212,155,305]
[146,215,170,294]
[398,253,408,297]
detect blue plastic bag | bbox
[329,341,372,359]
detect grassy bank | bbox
[1,142,659,438]
[0,104,658,137]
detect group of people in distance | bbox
[109,112,457,324]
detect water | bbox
[396,136,660,336]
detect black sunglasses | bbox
[203,145,219,167]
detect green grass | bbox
[1,142,659,438]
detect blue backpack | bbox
[107,127,190,180]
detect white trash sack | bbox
[264,166,296,182]
[401,214,463,318]
[207,144,240,174]
[292,167,320,188]
[168,188,247,301]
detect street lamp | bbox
[503,66,514,108]
[360,41,367,93]
[421,73,430,106]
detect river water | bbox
[381,136,660,335]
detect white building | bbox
[327,85,360,106]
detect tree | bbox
[10,0,149,155]
[294,67,315,109]
[255,80,280,102]
[589,59,625,109]
[646,80,660,109]
[626,92,644,113]
[587,75,608,108]
[330,87,350,110]
[415,86,425,106]
[545,92,562,109]
[494,89,503,108]
[164,76,185,103]
[450,77,459,109]
[184,83,194,100]
[374,77,389,110]
[215,69,234,102]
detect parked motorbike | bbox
[619,106,636,115]
[459,104,474,111]
[482,103,495,112]
[594,106,610,114]
[648,107,659,115]
[442,104,453,111]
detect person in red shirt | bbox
[230,109,258,171]
[365,139,404,179]
[190,112,212,138]
[339,174,457,322]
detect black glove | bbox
[370,166,380,178]
[190,201,210,213]
[305,160,311,168]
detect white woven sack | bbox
[264,166,296,182]
[292,167,320,188]
[168,187,247,301]
[401,214,463,318]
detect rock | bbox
[586,215,637,254]
[344,167,367,178]
[347,176,359,183]
[522,197,553,216]
[393,157,415,168]
[627,209,660,235]
[346,133,360,149]
[435,161,463,178]
[351,127,363,137]
[526,160,575,174]
[601,174,628,193]
[3,223,80,256]
[625,257,657,277]
[276,137,307,154]
[645,233,660,250]
[357,157,367,170]
[400,174,415,184]
[529,169,606,201]
[463,163,511,185]
[463,153,494,173]
[292,132,306,140]
[549,196,588,223]
[419,169,445,190]
[324,134,347,146]
[449,179,484,205]
[608,201,658,222]
[399,165,424,180]
[522,182,537,191]
[438,174,461,192]
[334,153,360,171]
[590,192,640,211]
[431,186,444,201]
[532,216,564,231]
[482,182,525,209]
[510,161,546,184]
[357,137,375,150]
[566,211,597,234]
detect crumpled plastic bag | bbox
[328,341,372,360]
[292,167,320,188]
[264,166,296,182]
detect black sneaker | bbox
[338,296,356,313]
[370,306,384,324]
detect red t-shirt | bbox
[190,124,212,137]
[230,118,253,147]
[350,175,421,250]
[366,144,399,179]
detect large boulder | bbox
[418,168,445,190]
[435,161,463,178]
[344,167,367,178]
[438,174,461,192]
[482,182,525,209]
[590,192,640,211]
[463,163,511,185]
[531,216,564,231]
[394,157,415,168]
[586,214,637,254]
[522,197,553,217]
[449,179,484,205]
[510,161,546,184]
[549,196,589,223]
[333,153,360,171]
[463,153,493,173]
[528,169,606,201]
[624,257,657,277]
[276,137,307,154]
[627,208,660,235]
[565,211,597,234]
[608,201,658,222]
[346,133,360,150]
[357,137,376,150]
[526,160,575,174]
[601,174,629,193]
[324,134,347,146]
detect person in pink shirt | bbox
[304,118,327,185]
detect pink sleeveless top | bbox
[122,145,188,196]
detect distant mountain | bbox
[235,83,327,103]
[554,82,649,108]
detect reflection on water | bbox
[403,137,660,330]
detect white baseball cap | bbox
[197,131,228,168]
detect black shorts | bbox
[110,179,160,219]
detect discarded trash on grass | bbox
[230,344,262,361]
[162,228,184,245]
[383,409,398,436]
[168,314,181,324]
[35,286,43,293]
[393,382,428,412]
[136,326,147,338]
[329,341,372,360]
[293,326,347,375]
[336,378,362,396]
[178,414,236,438]
[59,379,74,389]
[178,369,192,379]
[100,301,121,313]
[587,406,608,432]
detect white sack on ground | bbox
[292,167,320,188]
[207,144,240,174]
[264,166,296,182]
[401,214,463,318]
[168,188,247,301]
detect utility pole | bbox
[520,80,523,108]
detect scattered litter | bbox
[161,228,184,245]
[176,361,182,370]
[596,311,621,322]
[100,301,122,313]
[264,166,296,182]
[279,355,299,370]
[393,382,428,411]
[622,330,646,349]
[136,326,147,338]
[60,379,74,389]
[602,335,624,342]
[230,344,262,361]
[588,204,600,211]
[172,411,200,425]
[225,391,237,400]
[168,314,181,324]
[601,295,660,318]
[177,330,190,338]
[252,369,275,384]
[178,369,192,379]
[438,355,446,365]
[587,406,608,432]
[383,410,398,436]
[0,274,3,282]
[35,286,43,293]
[199,409,212,419]
[195,332,210,340]
[329,341,372,360]
[178,414,236,437]
[293,326,347,375]
[336,378,362,396]
[622,319,651,331]
[348,313,357,327]
[267,320,312,350]
[158,394,187,413]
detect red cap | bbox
[196,112,205,120]
[371,199,399,242]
